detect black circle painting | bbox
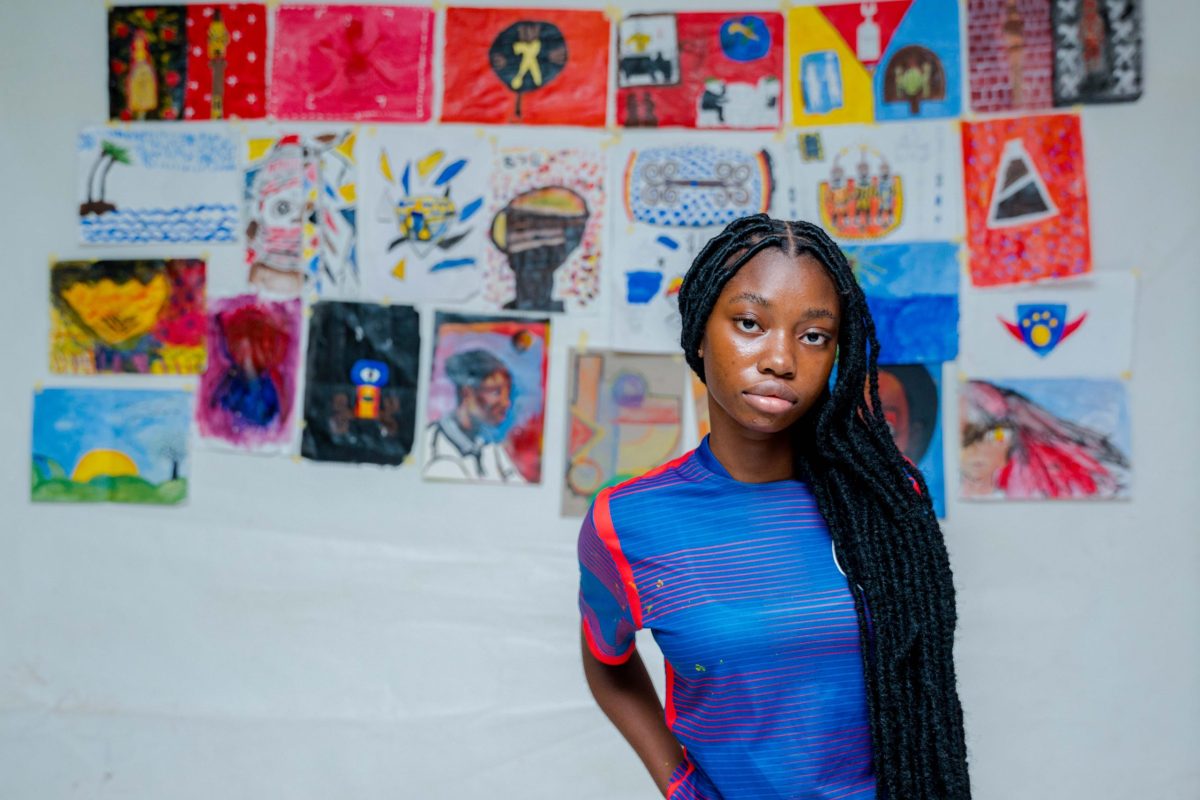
[488,21,568,120]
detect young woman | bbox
[578,215,970,799]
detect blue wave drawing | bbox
[80,205,238,244]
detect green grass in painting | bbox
[30,460,188,505]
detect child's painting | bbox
[270,4,434,122]
[424,312,549,484]
[441,8,609,126]
[562,350,685,516]
[50,259,206,375]
[618,11,784,129]
[961,270,1135,378]
[301,302,420,465]
[243,130,357,297]
[691,372,711,441]
[791,122,962,245]
[183,4,268,120]
[959,377,1131,500]
[108,5,187,121]
[487,146,604,313]
[359,128,490,303]
[967,0,1054,113]
[1052,0,1142,105]
[610,137,784,351]
[78,127,239,245]
[196,295,302,453]
[843,242,959,364]
[31,388,192,505]
[877,363,946,518]
[788,0,962,126]
[962,113,1091,287]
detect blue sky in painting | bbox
[32,389,192,484]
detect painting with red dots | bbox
[961,113,1092,287]
[183,4,267,120]
[108,6,187,121]
[270,4,434,122]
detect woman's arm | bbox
[581,632,686,797]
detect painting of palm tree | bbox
[80,140,132,216]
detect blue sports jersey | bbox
[579,437,876,800]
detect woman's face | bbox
[699,249,840,440]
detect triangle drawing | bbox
[987,139,1059,229]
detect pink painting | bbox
[270,4,434,122]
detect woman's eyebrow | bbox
[727,291,770,307]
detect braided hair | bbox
[678,214,971,800]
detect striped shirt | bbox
[579,437,876,800]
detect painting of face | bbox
[463,370,513,429]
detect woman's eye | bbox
[801,331,828,344]
[736,318,759,332]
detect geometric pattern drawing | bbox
[562,350,685,517]
[77,127,239,245]
[270,4,434,122]
[962,113,1091,286]
[441,8,609,126]
[618,12,784,129]
[623,144,775,228]
[1051,0,1143,105]
[50,258,207,375]
[967,0,1054,113]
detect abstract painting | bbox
[50,258,206,375]
[359,128,489,303]
[962,113,1091,286]
[843,242,959,364]
[790,122,962,245]
[486,146,604,313]
[961,270,1135,377]
[78,127,239,245]
[562,350,685,516]
[108,5,187,121]
[967,0,1054,113]
[876,363,946,517]
[441,8,609,126]
[691,372,711,441]
[611,137,784,352]
[270,4,434,122]
[301,302,420,465]
[183,4,268,120]
[243,130,358,297]
[196,295,302,453]
[617,11,784,129]
[1052,0,1143,104]
[32,388,191,505]
[424,312,549,484]
[960,377,1130,500]
[789,0,962,125]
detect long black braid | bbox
[678,214,971,800]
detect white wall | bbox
[1,1,1197,798]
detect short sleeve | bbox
[577,497,639,664]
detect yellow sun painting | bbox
[71,449,139,483]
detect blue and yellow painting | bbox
[31,388,192,505]
[872,0,962,122]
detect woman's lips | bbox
[742,380,799,414]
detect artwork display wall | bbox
[35,3,1143,513]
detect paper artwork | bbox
[691,373,711,441]
[611,137,784,352]
[243,130,358,297]
[960,377,1130,500]
[962,113,1091,286]
[843,242,959,364]
[359,128,489,303]
[1051,0,1143,104]
[966,0,1054,113]
[270,4,434,121]
[789,0,962,125]
[617,11,784,129]
[562,350,685,516]
[50,258,206,375]
[424,312,549,485]
[877,363,946,518]
[301,301,420,465]
[78,127,239,245]
[108,6,187,121]
[441,8,610,126]
[790,122,962,246]
[196,295,302,453]
[961,270,1135,378]
[486,146,604,313]
[31,388,192,505]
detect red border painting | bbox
[184,4,268,120]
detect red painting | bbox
[183,4,267,120]
[617,11,784,129]
[962,113,1092,287]
[441,7,609,127]
[270,4,434,122]
[967,0,1054,113]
